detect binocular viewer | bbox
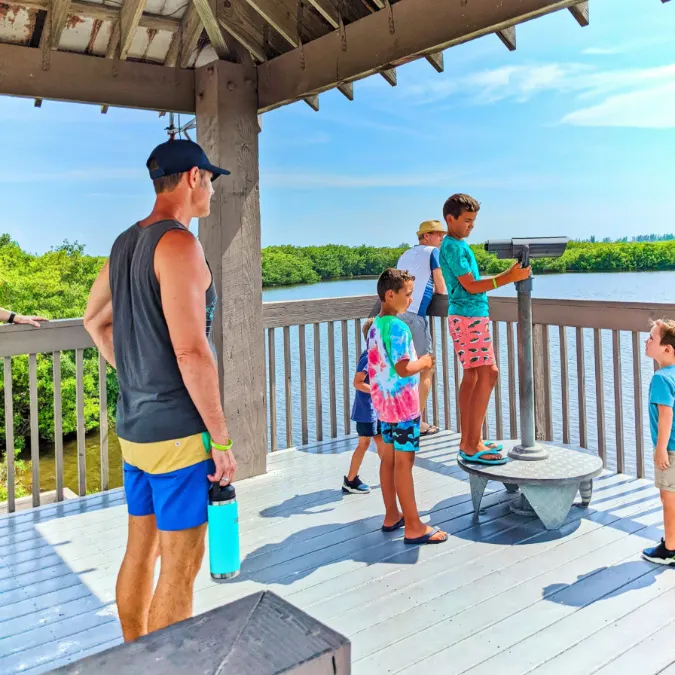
[484,237,568,268]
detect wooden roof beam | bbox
[218,1,268,62]
[258,0,587,111]
[303,94,319,111]
[105,0,148,60]
[304,0,340,29]
[42,0,72,50]
[192,0,230,58]
[424,51,444,73]
[0,42,195,112]
[241,0,299,47]
[164,2,204,68]
[379,68,396,86]
[337,82,354,100]
[568,1,589,26]
[496,25,516,50]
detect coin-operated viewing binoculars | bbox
[484,237,569,460]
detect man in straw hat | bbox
[396,220,447,435]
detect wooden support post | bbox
[196,59,266,480]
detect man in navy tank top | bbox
[84,139,236,641]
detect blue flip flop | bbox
[382,517,405,532]
[459,449,509,466]
[484,440,504,451]
[404,526,448,546]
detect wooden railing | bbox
[1,295,673,513]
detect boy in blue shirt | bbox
[343,318,378,494]
[642,319,675,565]
[439,193,530,465]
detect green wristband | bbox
[211,438,233,452]
[492,278,498,290]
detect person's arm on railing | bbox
[458,261,530,294]
[84,260,116,368]
[155,229,236,485]
[0,307,47,328]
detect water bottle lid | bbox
[210,482,236,502]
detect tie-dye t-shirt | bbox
[367,315,420,424]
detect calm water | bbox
[28,270,675,495]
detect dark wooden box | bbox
[49,591,350,674]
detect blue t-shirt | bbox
[649,365,675,451]
[439,236,489,317]
[351,350,377,423]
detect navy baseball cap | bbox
[146,139,230,181]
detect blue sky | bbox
[3,0,674,256]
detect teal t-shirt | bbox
[649,365,675,451]
[439,236,489,317]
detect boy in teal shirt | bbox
[439,193,529,465]
[643,319,675,565]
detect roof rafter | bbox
[568,0,589,26]
[218,0,268,62]
[496,26,516,50]
[242,0,298,47]
[304,0,340,28]
[380,67,396,86]
[424,51,443,73]
[192,0,230,58]
[105,0,148,61]
[258,0,589,111]
[165,2,204,68]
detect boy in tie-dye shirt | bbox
[367,269,448,546]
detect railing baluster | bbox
[98,352,109,492]
[559,326,570,444]
[299,324,309,446]
[493,321,504,440]
[576,327,587,448]
[633,331,644,478]
[328,321,337,438]
[314,323,323,442]
[482,413,489,441]
[267,328,277,451]
[76,348,86,496]
[4,357,15,513]
[593,329,606,466]
[613,330,624,473]
[53,351,63,501]
[354,318,362,357]
[341,320,350,436]
[441,318,451,430]
[29,354,40,507]
[283,326,293,448]
[429,318,439,428]
[507,322,517,439]
[542,324,553,440]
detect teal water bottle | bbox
[208,482,240,580]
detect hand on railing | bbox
[13,314,48,328]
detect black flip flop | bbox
[404,526,447,545]
[420,425,440,436]
[381,517,405,532]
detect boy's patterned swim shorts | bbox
[448,316,496,370]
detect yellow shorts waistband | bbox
[120,432,212,474]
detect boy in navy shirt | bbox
[343,318,378,494]
[643,319,675,565]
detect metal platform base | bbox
[458,440,603,530]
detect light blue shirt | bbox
[439,236,489,318]
[649,365,675,451]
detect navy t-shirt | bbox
[351,350,377,423]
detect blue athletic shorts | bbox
[120,433,214,531]
[356,421,382,437]
[381,417,421,452]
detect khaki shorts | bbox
[654,450,675,492]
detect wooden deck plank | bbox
[530,583,675,675]
[396,520,663,674]
[353,492,662,671]
[0,434,669,675]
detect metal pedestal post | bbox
[508,274,549,461]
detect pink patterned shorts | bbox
[448,316,496,370]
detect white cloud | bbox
[582,47,622,56]
[562,82,675,129]
[263,171,458,189]
[0,168,145,183]
[406,60,675,129]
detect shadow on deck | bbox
[1,431,674,674]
